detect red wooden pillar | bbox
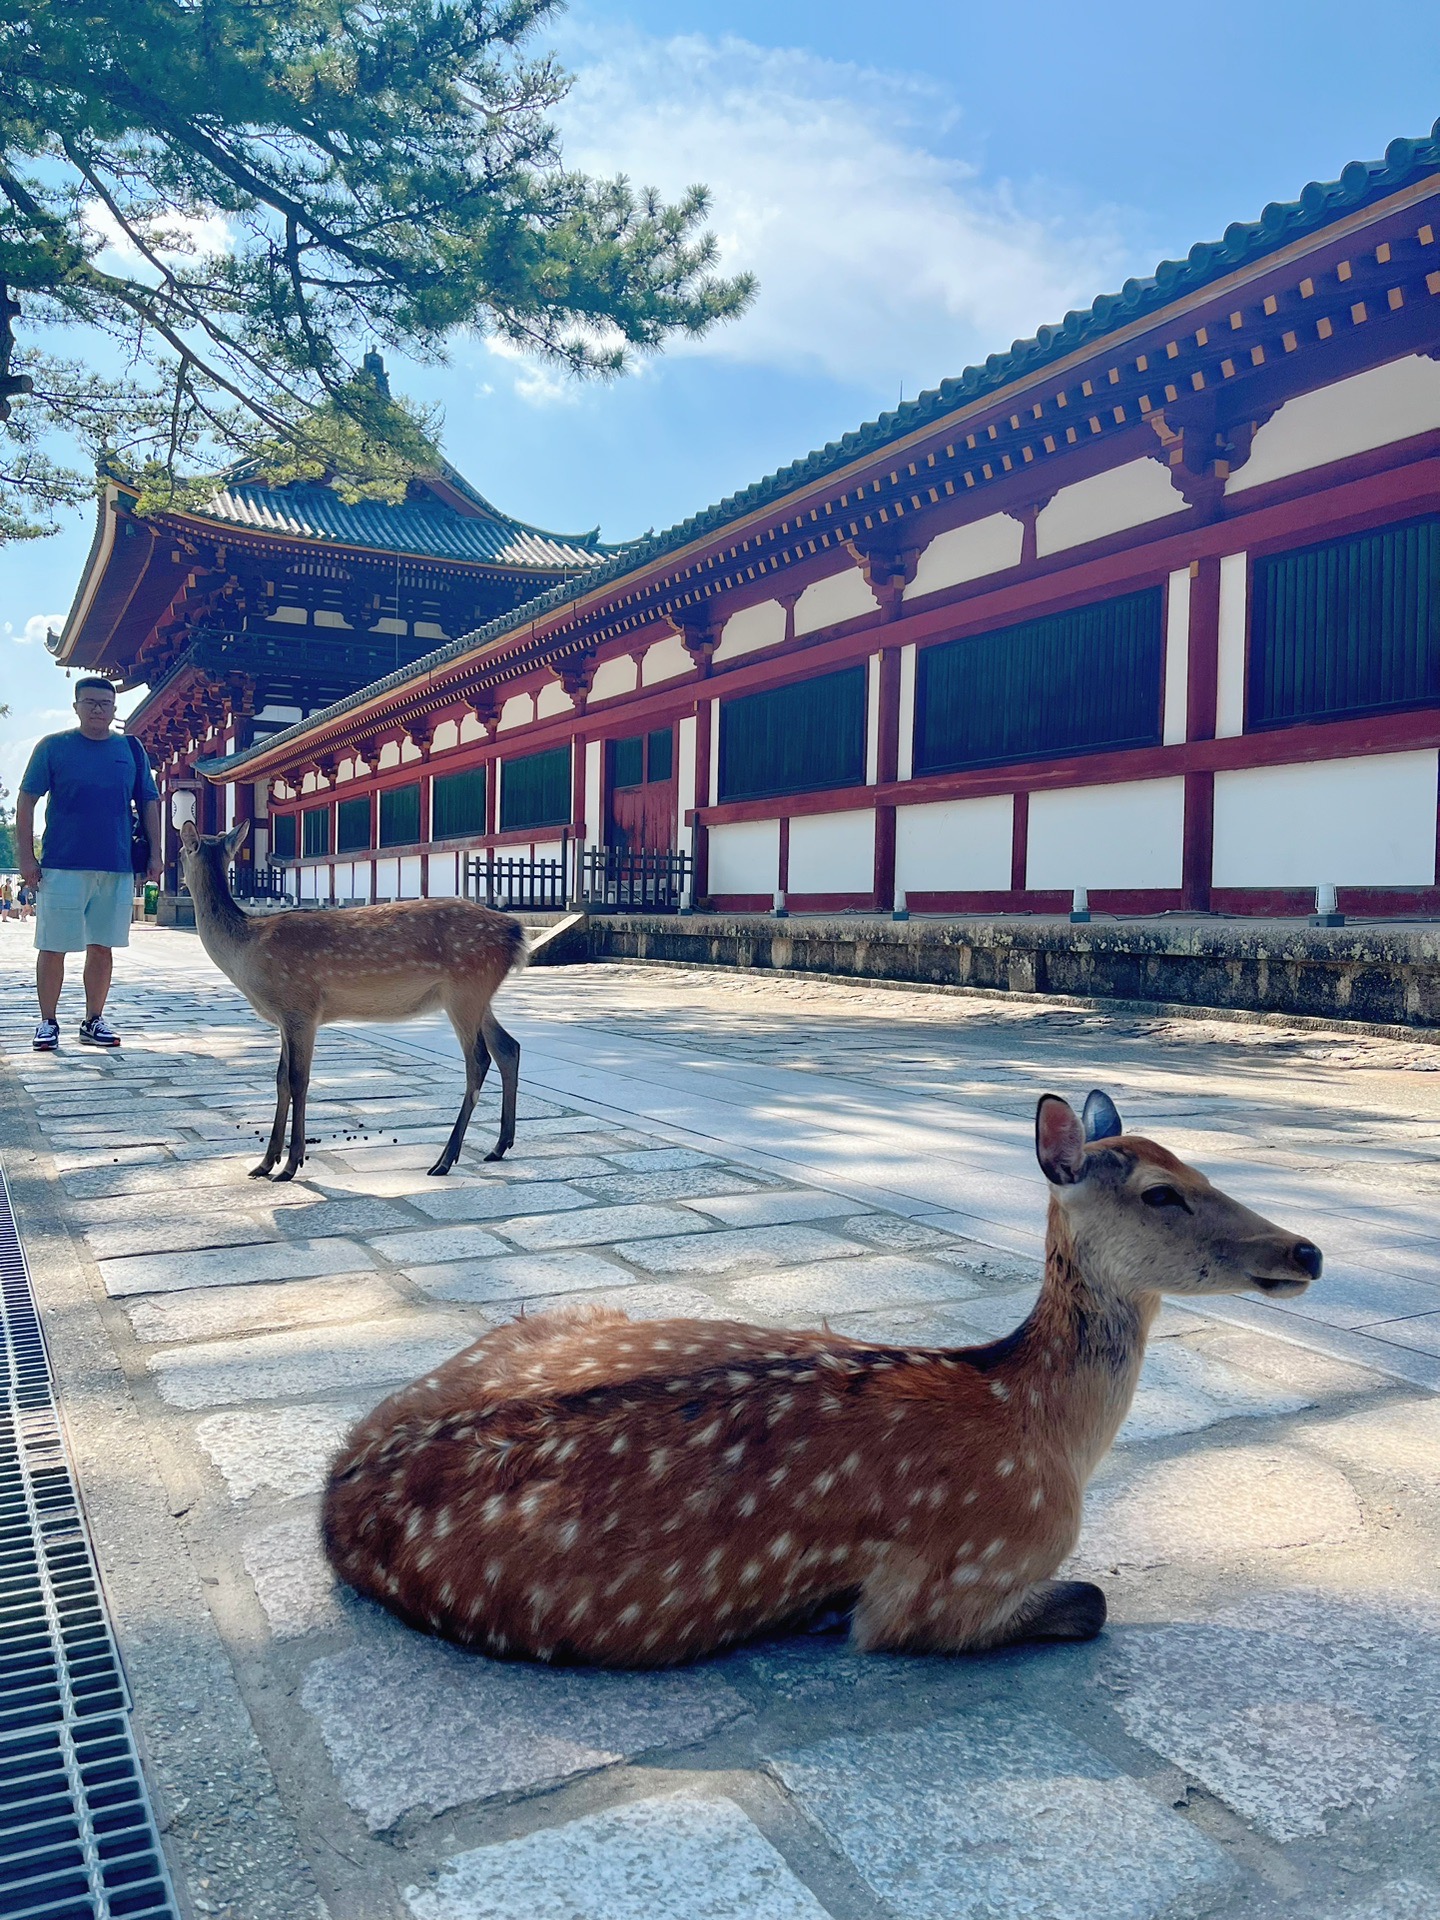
[1010,791,1030,896]
[1183,557,1220,911]
[693,699,712,902]
[873,646,902,911]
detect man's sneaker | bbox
[32,1019,59,1052]
[78,1015,121,1048]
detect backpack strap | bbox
[125,731,147,801]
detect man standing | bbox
[17,677,162,1051]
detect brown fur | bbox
[322,1093,1322,1665]
[179,821,524,1178]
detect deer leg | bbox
[480,1009,520,1162]
[852,1560,1105,1656]
[252,1033,292,1177]
[274,1021,316,1182]
[428,1022,490,1177]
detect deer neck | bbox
[1008,1198,1159,1481]
[189,862,252,965]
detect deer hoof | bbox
[274,1164,300,1184]
[248,1163,274,1180]
[484,1146,508,1163]
[425,1159,453,1178]
[1024,1580,1107,1642]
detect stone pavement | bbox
[1,921,1439,1920]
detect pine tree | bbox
[0,0,753,536]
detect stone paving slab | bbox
[149,1314,474,1408]
[769,1711,1235,1920]
[195,1401,368,1502]
[403,1791,831,1920]
[615,1224,868,1275]
[301,1632,751,1830]
[98,1233,380,1296]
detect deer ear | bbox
[224,819,250,857]
[1036,1095,1087,1186]
[1082,1089,1123,1142]
[179,821,200,852]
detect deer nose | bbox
[1292,1240,1322,1280]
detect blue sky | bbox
[3,0,1438,802]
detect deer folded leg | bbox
[481,1009,520,1161]
[252,1034,292,1178]
[1002,1579,1107,1644]
[851,1555,1097,1657]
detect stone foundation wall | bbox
[571,914,1440,1030]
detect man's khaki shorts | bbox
[34,869,135,953]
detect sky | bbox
[3,0,1439,807]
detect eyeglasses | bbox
[76,698,116,712]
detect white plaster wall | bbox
[400,739,422,764]
[1228,354,1440,494]
[642,634,694,685]
[895,795,1013,895]
[270,605,306,625]
[335,760,354,784]
[1035,458,1187,557]
[428,852,458,897]
[399,855,422,898]
[708,819,780,895]
[301,772,319,795]
[413,621,446,640]
[1163,567,1191,747]
[536,680,575,720]
[498,693,534,732]
[313,609,348,629]
[1216,552,1248,739]
[1212,751,1438,888]
[300,866,319,899]
[708,699,720,807]
[905,513,1023,598]
[459,714,485,744]
[794,567,878,636]
[714,600,786,663]
[788,810,876,895]
[374,857,399,899]
[584,740,603,850]
[332,862,354,899]
[590,655,638,702]
[432,719,459,752]
[897,644,917,782]
[253,782,269,821]
[1027,778,1186,890]
[378,741,402,770]
[257,704,301,724]
[677,714,698,871]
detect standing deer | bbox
[178,820,524,1180]
[323,1089,1322,1665]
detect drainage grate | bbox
[0,1163,180,1919]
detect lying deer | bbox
[323,1089,1321,1664]
[179,820,523,1179]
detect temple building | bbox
[68,125,1440,920]
[50,447,618,891]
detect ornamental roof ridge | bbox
[201,118,1440,779]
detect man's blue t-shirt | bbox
[20,730,159,873]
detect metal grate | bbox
[0,1163,180,1919]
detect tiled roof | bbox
[194,480,616,571]
[204,121,1440,777]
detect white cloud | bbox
[4,613,65,647]
[539,27,1132,396]
[82,198,233,271]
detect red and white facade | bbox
[208,148,1440,920]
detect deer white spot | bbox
[567,1591,593,1622]
[737,1492,757,1517]
[727,1372,754,1388]
[740,1560,762,1584]
[403,1511,424,1542]
[812,1470,836,1495]
[689,1419,721,1447]
[840,1451,861,1476]
[618,1602,642,1625]
[990,1381,1011,1401]
[982,1538,1005,1561]
[1029,1487,1045,1510]
[556,1519,580,1550]
[609,1433,630,1455]
[996,1458,1015,1478]
[483,1559,505,1583]
[767,1533,793,1560]
[722,1442,745,1467]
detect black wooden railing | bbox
[578,845,691,913]
[228,863,289,901]
[461,845,569,911]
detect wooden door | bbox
[607,727,676,852]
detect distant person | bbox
[0,882,12,921]
[16,677,162,1051]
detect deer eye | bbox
[1141,1184,1188,1211]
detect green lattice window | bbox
[301,807,330,857]
[718,667,866,801]
[336,795,371,853]
[432,768,487,839]
[499,747,571,830]
[270,814,297,859]
[379,782,421,847]
[647,727,674,782]
[612,735,644,789]
[1250,514,1440,728]
[914,587,1164,775]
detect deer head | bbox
[1035,1090,1321,1302]
[179,817,248,884]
